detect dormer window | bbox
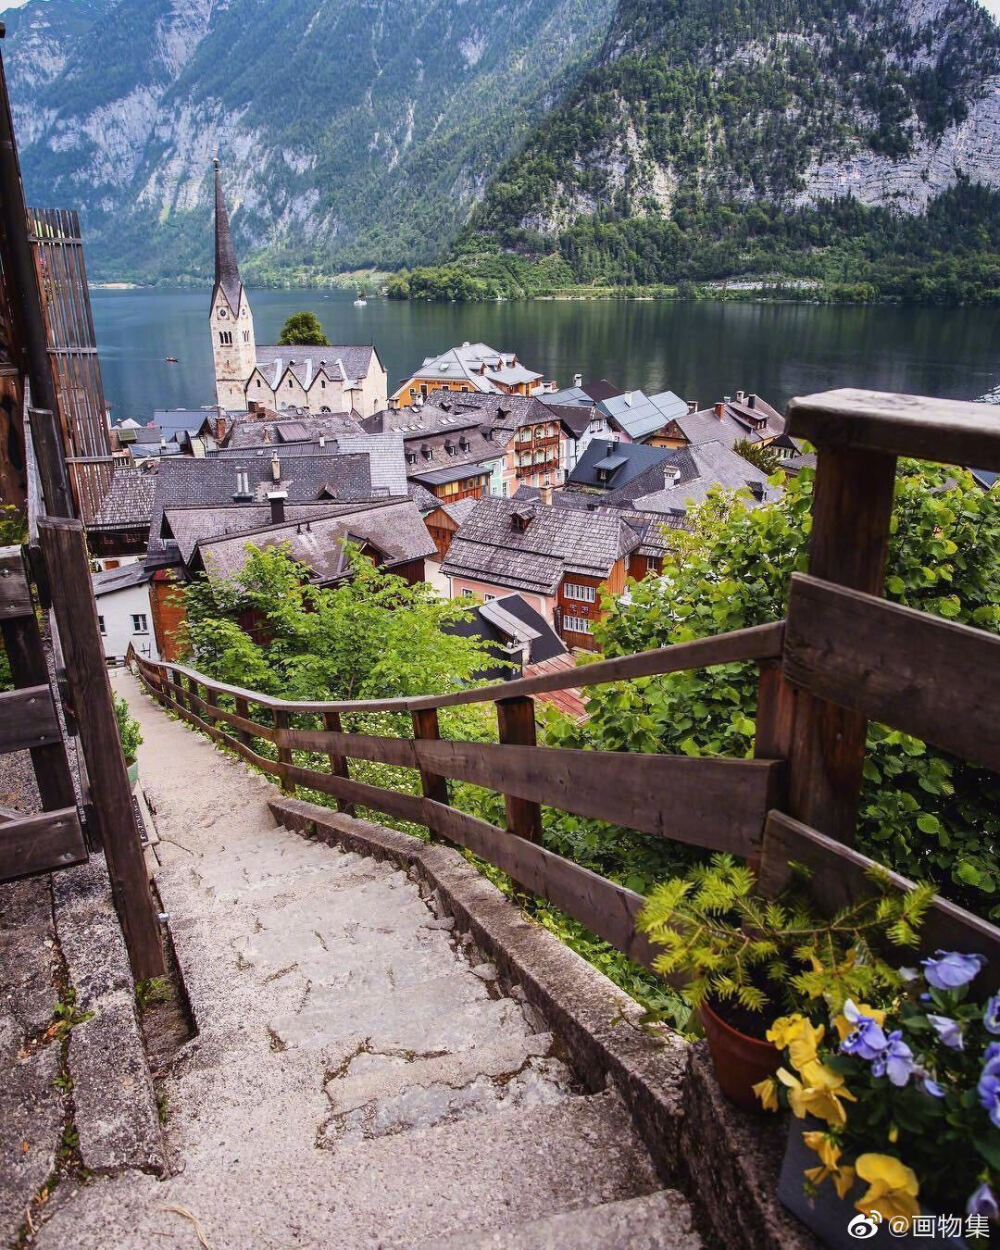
[406,451,417,464]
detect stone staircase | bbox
[34,671,703,1249]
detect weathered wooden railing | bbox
[132,388,1000,984]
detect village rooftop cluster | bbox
[90,166,810,690]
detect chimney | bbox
[747,393,757,409]
[267,490,287,524]
[271,453,281,482]
[540,481,553,507]
[624,392,633,406]
[233,470,252,502]
[736,389,745,403]
[606,439,616,454]
[687,399,698,414]
[714,402,725,419]
[723,394,732,404]
[573,373,582,388]
[319,434,326,447]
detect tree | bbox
[277,312,330,346]
[544,464,1000,920]
[733,438,783,474]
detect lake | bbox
[90,287,1000,421]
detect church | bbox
[210,162,388,418]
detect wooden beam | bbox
[411,708,450,838]
[0,807,87,881]
[0,545,32,619]
[784,574,1000,774]
[786,388,1000,472]
[496,697,543,844]
[0,685,61,753]
[37,518,164,979]
[322,710,355,817]
[273,709,294,795]
[786,446,898,844]
[759,811,1000,990]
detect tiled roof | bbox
[524,654,588,721]
[90,469,156,530]
[219,413,365,450]
[254,345,377,391]
[568,439,677,491]
[444,592,567,682]
[543,402,595,438]
[670,396,786,449]
[597,389,688,442]
[631,441,777,513]
[148,453,374,554]
[197,500,434,585]
[393,343,543,400]
[441,496,638,595]
[92,561,152,595]
[439,498,478,526]
[163,502,362,564]
[336,433,408,496]
[408,482,440,514]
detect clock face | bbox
[242,307,248,317]
[218,307,228,318]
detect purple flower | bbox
[922,950,987,991]
[985,995,1000,1036]
[978,1055,1000,1130]
[872,1031,914,1087]
[923,1075,946,1097]
[967,1182,1000,1220]
[841,1001,889,1061]
[927,1014,964,1050]
[986,1042,1000,1064]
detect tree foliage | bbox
[277,311,330,346]
[545,463,1000,919]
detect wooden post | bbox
[273,708,295,795]
[785,447,898,844]
[36,518,164,980]
[0,546,75,812]
[411,708,450,838]
[234,696,255,749]
[496,696,543,843]
[322,710,355,816]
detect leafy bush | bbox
[114,694,143,764]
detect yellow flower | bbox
[803,1131,855,1200]
[854,1154,920,1226]
[767,1015,826,1071]
[833,1003,887,1042]
[777,1063,857,1127]
[752,1077,780,1112]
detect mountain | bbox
[453,0,1000,300]
[1,0,614,282]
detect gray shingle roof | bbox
[441,496,638,596]
[597,390,688,442]
[148,453,374,554]
[91,469,156,530]
[568,439,677,491]
[336,433,408,496]
[92,561,153,595]
[213,164,243,315]
[392,344,543,401]
[219,413,365,450]
[631,441,777,513]
[254,346,377,390]
[197,500,434,585]
[163,502,364,564]
[669,397,786,450]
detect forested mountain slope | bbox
[452,0,1000,300]
[1,0,613,282]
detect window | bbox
[483,594,497,602]
[646,556,660,574]
[461,589,474,598]
[218,330,232,345]
[256,378,262,387]
[518,428,531,442]
[562,615,593,634]
[563,582,596,603]
[321,379,326,389]
[131,613,148,634]
[242,330,250,343]
[98,615,106,635]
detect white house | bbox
[92,563,159,664]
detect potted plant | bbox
[756,952,999,1246]
[637,854,931,1110]
[114,693,143,788]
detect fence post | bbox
[273,708,295,795]
[234,696,255,749]
[411,708,450,838]
[785,446,898,845]
[322,710,355,816]
[36,518,164,980]
[496,696,543,843]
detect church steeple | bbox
[210,157,256,410]
[213,157,243,315]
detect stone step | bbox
[410,1189,703,1250]
[268,971,533,1053]
[319,1031,572,1146]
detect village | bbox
[90,165,806,686]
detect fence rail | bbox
[131,574,999,988]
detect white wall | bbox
[95,582,159,663]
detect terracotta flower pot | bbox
[699,999,780,1111]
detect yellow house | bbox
[391,342,547,409]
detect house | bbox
[545,377,623,407]
[211,410,366,451]
[88,467,157,561]
[389,342,548,409]
[440,495,641,651]
[92,563,158,664]
[368,393,573,495]
[422,497,478,559]
[629,441,782,513]
[211,162,387,417]
[655,390,794,455]
[565,438,683,498]
[191,499,435,589]
[596,389,689,444]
